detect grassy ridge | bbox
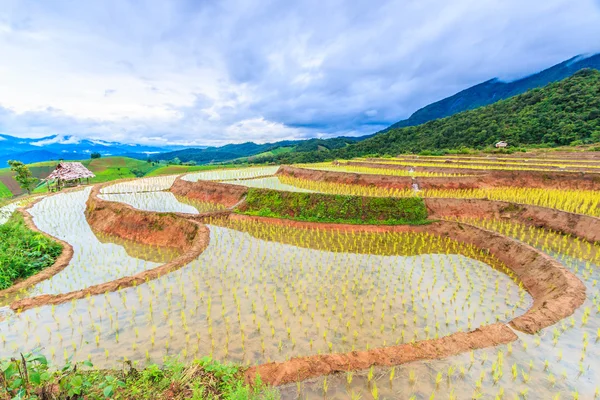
[239,188,429,225]
[0,212,63,290]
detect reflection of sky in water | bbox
[0,202,22,225]
[23,189,163,295]
[100,176,179,194]
[182,166,280,182]
[228,176,314,193]
[100,192,199,214]
[0,223,525,376]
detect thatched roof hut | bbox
[47,162,95,181]
[45,162,95,191]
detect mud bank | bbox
[170,177,248,208]
[278,165,415,189]
[345,161,600,190]
[0,201,73,301]
[424,198,600,244]
[86,185,198,252]
[245,323,515,386]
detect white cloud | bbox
[0,0,599,145]
[31,135,81,146]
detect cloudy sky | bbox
[1,0,600,146]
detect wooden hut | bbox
[45,162,95,192]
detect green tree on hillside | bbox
[8,160,37,194]
[90,152,101,159]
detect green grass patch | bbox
[0,181,11,198]
[0,351,279,400]
[0,212,63,290]
[239,188,429,225]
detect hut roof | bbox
[46,162,95,181]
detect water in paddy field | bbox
[0,202,527,376]
[182,166,280,182]
[228,176,315,192]
[100,175,179,194]
[0,202,23,225]
[99,192,201,214]
[280,222,600,400]
[0,189,174,305]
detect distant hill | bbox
[146,137,360,164]
[3,54,598,167]
[0,134,184,167]
[269,69,600,163]
[383,53,600,131]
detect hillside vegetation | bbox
[269,69,600,163]
[384,53,600,131]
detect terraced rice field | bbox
[1,153,599,399]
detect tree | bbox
[90,152,101,159]
[8,160,37,194]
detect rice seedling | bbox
[182,166,280,182]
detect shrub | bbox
[0,212,63,289]
[240,189,429,225]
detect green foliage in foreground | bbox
[240,188,429,225]
[1,350,279,400]
[0,212,63,290]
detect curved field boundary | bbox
[0,199,74,301]
[245,323,515,386]
[171,177,248,208]
[9,184,212,312]
[346,160,600,190]
[277,166,600,242]
[234,215,585,385]
[424,198,600,244]
[286,162,600,190]
[86,185,200,251]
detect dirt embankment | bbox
[424,198,600,244]
[277,165,414,189]
[245,323,515,386]
[10,185,212,312]
[86,185,198,252]
[170,177,248,208]
[342,161,600,190]
[0,200,74,301]
[234,215,585,386]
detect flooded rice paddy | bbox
[182,166,280,182]
[280,220,600,399]
[2,171,599,399]
[0,189,527,375]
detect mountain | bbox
[384,53,600,131]
[159,53,600,165]
[145,137,360,164]
[0,134,184,166]
[268,69,600,163]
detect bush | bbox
[240,189,429,225]
[0,212,63,289]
